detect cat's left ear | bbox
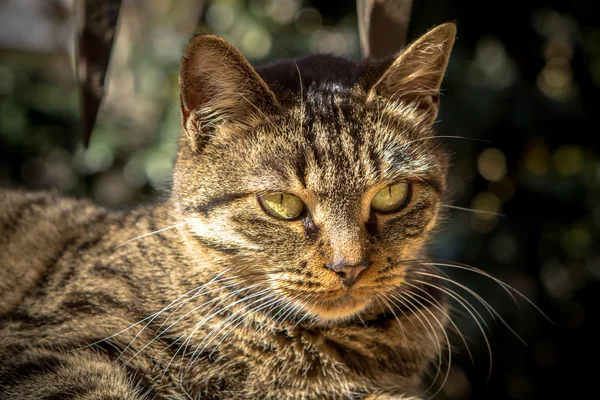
[179,34,279,150]
[365,23,456,125]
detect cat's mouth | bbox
[305,285,395,321]
[306,291,371,321]
[302,277,445,324]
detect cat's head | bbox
[173,23,456,322]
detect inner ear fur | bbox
[365,22,456,125]
[179,34,278,149]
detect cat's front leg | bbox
[0,347,146,400]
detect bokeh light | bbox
[477,148,507,182]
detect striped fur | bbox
[1,24,456,399]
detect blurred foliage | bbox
[0,0,599,399]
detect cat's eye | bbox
[258,193,304,220]
[371,182,411,213]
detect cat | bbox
[0,22,456,399]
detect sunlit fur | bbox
[0,24,474,400]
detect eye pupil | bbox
[259,193,304,220]
[371,182,410,213]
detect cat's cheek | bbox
[376,198,439,244]
[423,206,441,234]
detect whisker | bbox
[413,275,491,334]
[414,270,495,327]
[207,294,281,358]
[117,221,187,247]
[416,270,526,345]
[402,135,491,147]
[168,288,272,381]
[76,275,236,352]
[154,280,250,341]
[375,294,407,337]
[441,204,505,217]
[388,291,443,387]
[177,286,269,358]
[397,257,549,328]
[268,291,303,325]
[422,260,553,324]
[401,290,452,399]
[272,293,305,326]
[119,271,235,360]
[378,293,418,367]
[185,292,277,373]
[393,292,446,398]
[356,312,368,328]
[403,281,474,365]
[420,261,519,318]
[260,297,289,331]
[126,282,257,367]
[144,280,276,372]
[183,288,271,355]
[290,295,314,330]
[154,271,235,334]
[414,278,494,382]
[292,60,305,141]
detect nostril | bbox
[334,270,346,279]
[324,260,370,273]
[324,260,371,287]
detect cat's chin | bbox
[301,285,422,325]
[305,293,373,322]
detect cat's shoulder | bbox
[0,187,100,224]
[0,188,108,313]
[0,187,121,255]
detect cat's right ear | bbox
[179,34,278,150]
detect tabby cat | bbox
[0,23,456,399]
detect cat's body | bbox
[0,24,456,399]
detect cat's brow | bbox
[409,174,443,194]
[184,192,250,214]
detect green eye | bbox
[258,193,305,220]
[371,182,411,213]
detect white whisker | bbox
[76,275,233,352]
[117,221,187,247]
[207,294,281,358]
[441,204,505,217]
[131,283,261,369]
[180,288,271,363]
[120,271,235,361]
[392,292,445,397]
[422,261,553,323]
[402,135,491,147]
[414,278,494,382]
[403,281,474,365]
[416,270,526,343]
[401,290,452,398]
[168,285,266,374]
[184,291,276,374]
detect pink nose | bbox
[325,260,370,287]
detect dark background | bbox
[0,0,597,398]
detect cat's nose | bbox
[325,259,370,287]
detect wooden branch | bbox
[357,0,413,59]
[76,0,122,147]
